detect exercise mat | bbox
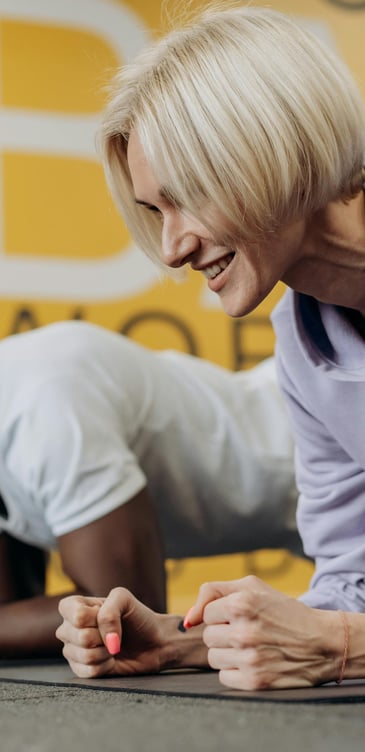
[0,660,365,703]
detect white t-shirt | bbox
[0,321,298,557]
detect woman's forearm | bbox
[0,594,68,658]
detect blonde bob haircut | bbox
[99,4,365,266]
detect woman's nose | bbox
[161,215,201,268]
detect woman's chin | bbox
[220,294,260,319]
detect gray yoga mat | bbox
[1,660,365,703]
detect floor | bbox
[1,679,364,752]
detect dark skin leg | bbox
[0,488,167,658]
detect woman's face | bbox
[127,131,306,318]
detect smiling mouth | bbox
[201,252,235,280]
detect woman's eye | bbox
[147,205,163,221]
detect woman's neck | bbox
[317,190,365,254]
[287,190,365,312]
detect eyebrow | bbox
[159,186,175,202]
[135,199,152,207]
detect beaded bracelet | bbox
[336,610,350,685]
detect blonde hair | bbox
[99,4,365,265]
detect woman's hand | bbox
[186,575,340,690]
[56,587,171,678]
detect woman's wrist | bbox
[310,608,365,685]
[338,612,365,682]
[305,608,346,685]
[158,614,208,671]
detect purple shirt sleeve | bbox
[275,346,365,612]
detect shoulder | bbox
[0,322,158,406]
[0,321,150,368]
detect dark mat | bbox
[1,660,365,703]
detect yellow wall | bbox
[2,0,365,611]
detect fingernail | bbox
[183,607,194,630]
[105,632,121,655]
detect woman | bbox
[57,4,365,689]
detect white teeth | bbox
[202,254,233,280]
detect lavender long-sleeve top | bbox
[272,290,365,611]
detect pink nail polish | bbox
[105,632,121,655]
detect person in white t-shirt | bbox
[0,320,297,658]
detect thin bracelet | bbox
[336,610,350,685]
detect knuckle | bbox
[207,647,219,670]
[99,587,128,620]
[109,586,126,597]
[61,643,71,662]
[75,663,102,680]
[55,625,64,643]
[109,586,130,602]
[97,613,117,632]
[230,624,248,649]
[202,625,215,648]
[227,591,247,618]
[227,589,258,619]
[244,575,262,588]
[81,665,99,679]
[58,595,76,617]
[243,589,259,609]
[81,649,100,667]
[244,648,262,668]
[198,582,212,598]
[249,672,271,691]
[72,603,90,629]
[236,624,261,649]
[78,628,98,649]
